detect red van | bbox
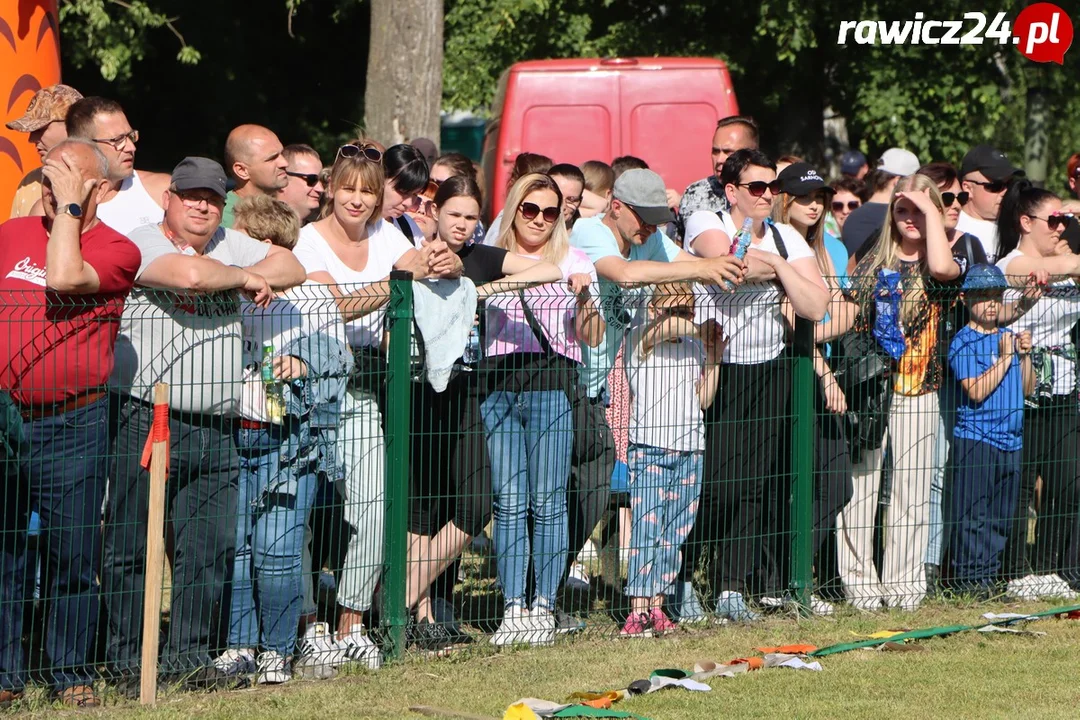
[481,57,739,219]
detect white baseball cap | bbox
[878,148,921,177]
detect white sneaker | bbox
[565,562,591,593]
[528,607,556,647]
[578,540,599,562]
[759,595,786,609]
[1042,573,1079,599]
[336,626,382,670]
[213,648,256,676]
[256,650,291,685]
[296,621,346,673]
[490,605,531,647]
[1007,575,1041,601]
[810,595,836,616]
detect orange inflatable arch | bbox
[0,0,61,222]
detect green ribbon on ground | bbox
[809,604,1080,657]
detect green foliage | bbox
[59,0,200,81]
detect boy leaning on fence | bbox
[947,264,1038,598]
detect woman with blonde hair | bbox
[482,173,604,647]
[292,141,461,667]
[580,160,615,219]
[837,173,960,612]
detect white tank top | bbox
[97,171,163,235]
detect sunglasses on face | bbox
[1030,213,1075,231]
[968,179,1009,193]
[832,200,860,212]
[737,180,782,197]
[336,143,383,163]
[940,191,970,207]
[286,170,320,187]
[519,201,560,224]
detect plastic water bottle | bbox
[261,342,285,423]
[726,217,754,289]
[463,323,482,366]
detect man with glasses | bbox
[277,143,324,225]
[222,124,291,228]
[958,145,1024,263]
[60,97,171,234]
[103,157,305,696]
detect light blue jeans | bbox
[229,426,318,657]
[480,389,573,612]
[625,445,703,599]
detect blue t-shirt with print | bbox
[570,215,681,398]
[949,325,1024,452]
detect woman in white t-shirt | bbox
[482,173,604,648]
[292,142,461,667]
[680,149,828,624]
[994,181,1080,599]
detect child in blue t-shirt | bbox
[947,264,1036,597]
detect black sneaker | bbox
[555,607,585,635]
[414,619,455,652]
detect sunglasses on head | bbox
[940,191,970,207]
[336,143,383,163]
[286,170,320,187]
[832,200,860,212]
[519,201,560,224]
[1030,213,1075,231]
[737,180,782,197]
[968,178,1009,193]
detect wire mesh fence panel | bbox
[3,266,1080,701]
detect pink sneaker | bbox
[649,607,678,635]
[619,612,652,638]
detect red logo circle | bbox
[1013,3,1074,63]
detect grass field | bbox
[22,599,1079,719]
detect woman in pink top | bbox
[482,173,605,648]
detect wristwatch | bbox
[56,203,83,219]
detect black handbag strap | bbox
[519,288,555,357]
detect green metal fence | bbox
[2,271,1078,705]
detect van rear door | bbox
[619,60,739,199]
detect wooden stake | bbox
[140,383,169,706]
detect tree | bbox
[363,0,443,144]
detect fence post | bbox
[789,316,815,615]
[383,270,414,660]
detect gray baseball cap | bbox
[613,169,675,226]
[171,156,228,199]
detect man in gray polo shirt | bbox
[103,157,305,694]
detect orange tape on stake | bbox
[139,403,171,475]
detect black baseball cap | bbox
[960,145,1024,183]
[777,163,833,197]
[171,157,228,199]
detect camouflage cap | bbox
[5,84,83,133]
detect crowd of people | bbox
[2,81,1080,707]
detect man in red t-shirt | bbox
[0,139,139,709]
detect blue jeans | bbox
[229,426,318,657]
[0,396,109,692]
[949,437,1021,587]
[104,395,239,676]
[625,445,703,599]
[480,389,572,611]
